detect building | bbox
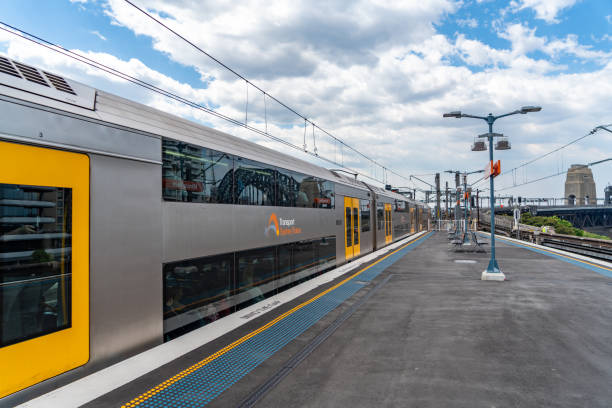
[564,164,596,205]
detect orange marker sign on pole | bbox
[484,160,501,179]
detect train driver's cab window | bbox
[0,184,72,347]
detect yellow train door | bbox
[385,203,392,244]
[410,206,415,233]
[344,197,360,260]
[352,198,360,257]
[0,141,90,398]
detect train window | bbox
[277,237,336,291]
[276,168,300,207]
[316,236,336,271]
[289,240,317,285]
[162,139,234,204]
[316,179,335,209]
[385,210,388,235]
[291,171,311,207]
[234,158,276,206]
[162,138,334,209]
[360,199,370,232]
[394,213,410,236]
[345,207,352,247]
[236,246,277,310]
[277,244,293,287]
[163,253,234,339]
[163,236,337,341]
[0,184,72,347]
[377,202,384,231]
[292,240,315,274]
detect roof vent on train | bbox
[0,56,21,78]
[0,56,95,110]
[14,61,49,87]
[43,71,77,95]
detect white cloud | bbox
[498,23,611,64]
[499,23,546,55]
[456,18,478,28]
[545,34,611,61]
[0,0,610,197]
[90,30,106,41]
[510,0,580,23]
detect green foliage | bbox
[31,249,53,263]
[582,231,611,240]
[520,213,610,240]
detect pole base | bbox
[481,271,506,281]
[481,258,505,281]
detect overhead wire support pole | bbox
[588,157,612,166]
[443,106,541,281]
[303,119,307,151]
[263,92,267,134]
[409,175,435,189]
[445,169,484,243]
[244,81,249,125]
[595,125,612,134]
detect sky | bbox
[1,0,611,202]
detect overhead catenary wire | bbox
[0,22,391,186]
[471,125,608,189]
[488,157,611,192]
[499,127,602,177]
[122,0,412,184]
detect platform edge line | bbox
[478,232,612,272]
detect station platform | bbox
[19,232,612,408]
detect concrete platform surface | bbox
[90,232,612,407]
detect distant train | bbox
[0,56,429,400]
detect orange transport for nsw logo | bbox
[265,213,302,237]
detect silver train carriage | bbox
[0,56,429,401]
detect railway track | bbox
[540,235,612,262]
[479,216,612,262]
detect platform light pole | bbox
[443,106,541,281]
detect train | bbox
[0,56,429,401]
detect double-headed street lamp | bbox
[443,106,542,281]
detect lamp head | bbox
[443,111,462,118]
[520,106,542,114]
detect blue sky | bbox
[1,0,611,199]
